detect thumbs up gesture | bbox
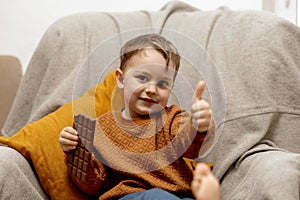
[191,81,212,133]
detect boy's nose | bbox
[145,83,157,94]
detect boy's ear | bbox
[115,69,124,89]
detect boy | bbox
[59,34,219,199]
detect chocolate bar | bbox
[183,157,213,171]
[66,113,96,183]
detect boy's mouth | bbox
[140,97,157,104]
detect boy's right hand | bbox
[58,126,79,151]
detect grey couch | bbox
[1,1,299,199]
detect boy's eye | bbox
[136,75,148,82]
[157,80,169,88]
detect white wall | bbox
[263,0,298,24]
[0,0,266,73]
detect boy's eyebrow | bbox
[161,75,174,82]
[132,69,150,76]
[133,69,174,81]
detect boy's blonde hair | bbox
[120,34,180,76]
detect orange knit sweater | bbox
[71,105,208,199]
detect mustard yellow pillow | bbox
[0,70,116,199]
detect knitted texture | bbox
[73,105,207,199]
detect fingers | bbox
[58,126,79,151]
[194,81,205,100]
[190,98,210,113]
[194,163,211,178]
[191,81,212,132]
[192,163,220,200]
[191,163,211,198]
[191,100,212,132]
[192,118,211,133]
[62,126,78,136]
[192,163,211,188]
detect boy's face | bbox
[116,48,176,118]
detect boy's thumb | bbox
[195,81,205,100]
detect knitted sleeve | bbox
[182,118,215,158]
[168,109,215,159]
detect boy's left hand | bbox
[191,81,212,133]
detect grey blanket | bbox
[2,1,300,199]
